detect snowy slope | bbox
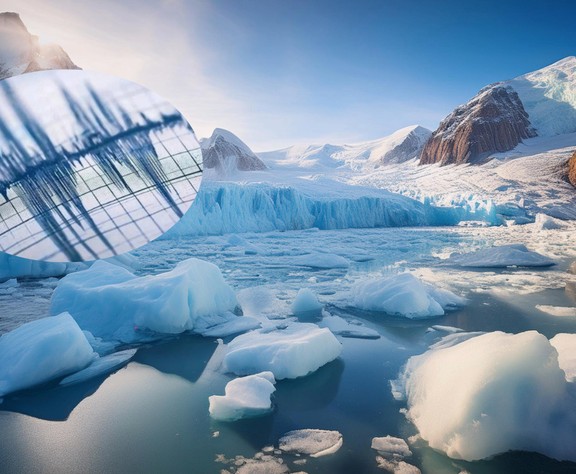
[258,125,431,171]
[508,56,576,137]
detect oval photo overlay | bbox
[0,70,203,262]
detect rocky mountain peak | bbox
[568,151,576,187]
[0,11,79,80]
[202,128,267,175]
[419,84,536,165]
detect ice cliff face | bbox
[0,12,79,80]
[420,56,576,166]
[201,128,266,175]
[419,85,536,165]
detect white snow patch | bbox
[0,313,96,397]
[223,323,342,380]
[209,371,276,421]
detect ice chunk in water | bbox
[352,273,464,319]
[50,258,239,342]
[279,429,343,457]
[223,323,342,379]
[398,330,576,461]
[0,313,96,397]
[209,371,276,421]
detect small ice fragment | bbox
[279,429,343,457]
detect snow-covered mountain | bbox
[201,128,266,175]
[420,57,576,166]
[259,125,431,170]
[0,12,78,80]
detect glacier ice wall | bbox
[163,181,503,238]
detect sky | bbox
[1,0,576,151]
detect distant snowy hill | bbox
[259,125,431,170]
[201,128,266,176]
[421,56,576,166]
[0,12,79,80]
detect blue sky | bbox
[2,0,576,150]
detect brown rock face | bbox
[568,151,576,187]
[0,12,79,80]
[419,85,536,166]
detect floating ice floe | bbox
[352,273,465,319]
[279,429,343,457]
[60,348,137,386]
[290,252,349,269]
[291,288,323,314]
[0,251,137,282]
[371,435,420,474]
[446,244,555,268]
[223,323,342,379]
[550,333,576,382]
[50,258,240,342]
[371,436,412,457]
[397,330,576,462]
[0,313,96,397]
[319,314,380,339]
[209,371,276,421]
[536,305,576,317]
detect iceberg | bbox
[50,258,239,342]
[208,371,276,421]
[352,273,465,319]
[223,323,342,379]
[397,331,576,462]
[0,313,96,397]
[292,288,323,315]
[446,244,555,268]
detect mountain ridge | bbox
[0,12,79,80]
